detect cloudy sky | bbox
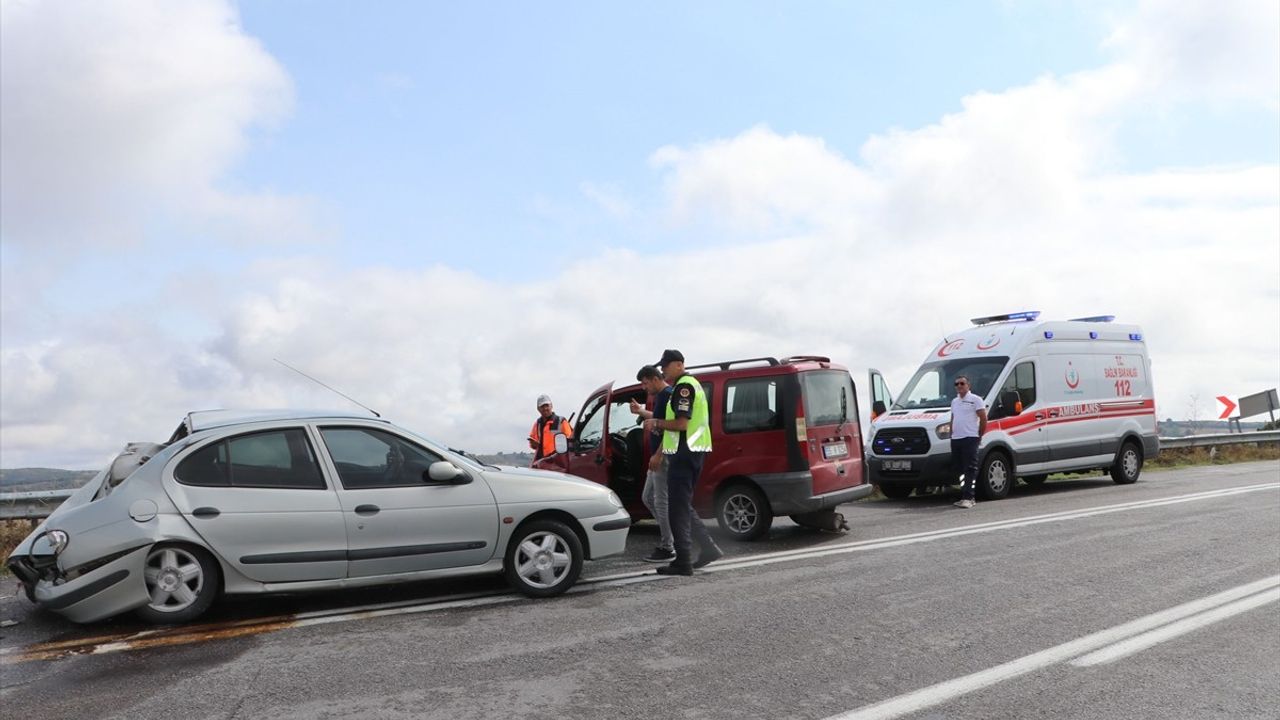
[2,0,1277,468]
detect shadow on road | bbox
[862,473,1119,510]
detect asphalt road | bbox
[2,461,1278,719]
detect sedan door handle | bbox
[354,504,380,516]
[192,507,220,519]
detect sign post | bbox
[1237,389,1279,425]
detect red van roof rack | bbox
[685,357,780,372]
[781,355,831,365]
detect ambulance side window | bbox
[999,361,1037,408]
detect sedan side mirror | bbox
[426,461,469,484]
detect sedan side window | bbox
[321,427,445,489]
[175,429,325,489]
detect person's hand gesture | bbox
[629,398,642,415]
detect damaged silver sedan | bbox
[7,410,630,624]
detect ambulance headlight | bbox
[935,423,952,440]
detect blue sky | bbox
[2,0,1277,467]
[230,1,1127,274]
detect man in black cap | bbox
[643,349,723,575]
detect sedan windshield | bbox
[893,357,1008,410]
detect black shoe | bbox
[692,543,724,569]
[643,547,676,563]
[656,563,693,576]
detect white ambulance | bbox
[867,312,1159,500]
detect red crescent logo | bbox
[937,340,964,357]
[1065,362,1081,389]
[976,335,1001,351]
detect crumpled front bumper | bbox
[584,508,631,559]
[26,545,151,624]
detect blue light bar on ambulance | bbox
[1129,333,1143,341]
[971,311,1040,326]
[1043,331,1054,339]
[1090,331,1099,339]
[1069,315,1116,323]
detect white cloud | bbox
[1106,0,1280,107]
[0,0,305,248]
[651,126,881,236]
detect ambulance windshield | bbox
[893,357,1008,410]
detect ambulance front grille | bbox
[872,428,931,456]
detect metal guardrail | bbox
[1157,429,1280,449]
[0,489,76,521]
[1,431,1276,521]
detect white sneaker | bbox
[953,499,976,509]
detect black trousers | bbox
[951,436,980,500]
[665,451,715,564]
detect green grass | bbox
[0,519,39,576]
[1146,442,1280,470]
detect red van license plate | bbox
[883,460,913,471]
[822,442,848,459]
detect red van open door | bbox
[555,381,614,488]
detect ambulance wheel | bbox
[1023,474,1048,486]
[878,484,914,500]
[1111,441,1143,484]
[977,451,1013,500]
[715,484,773,541]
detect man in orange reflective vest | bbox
[528,394,573,462]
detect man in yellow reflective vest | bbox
[643,349,723,575]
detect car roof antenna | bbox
[274,358,381,418]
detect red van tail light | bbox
[795,396,807,442]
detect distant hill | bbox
[0,468,99,492]
[478,452,535,466]
[1158,420,1267,437]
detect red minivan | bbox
[533,356,874,540]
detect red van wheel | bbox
[715,484,773,541]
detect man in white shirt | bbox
[950,375,987,509]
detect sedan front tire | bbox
[504,519,583,597]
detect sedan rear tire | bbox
[504,519,583,597]
[134,544,220,625]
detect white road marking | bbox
[1069,587,1280,667]
[4,482,1276,661]
[705,482,1279,574]
[825,575,1280,720]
